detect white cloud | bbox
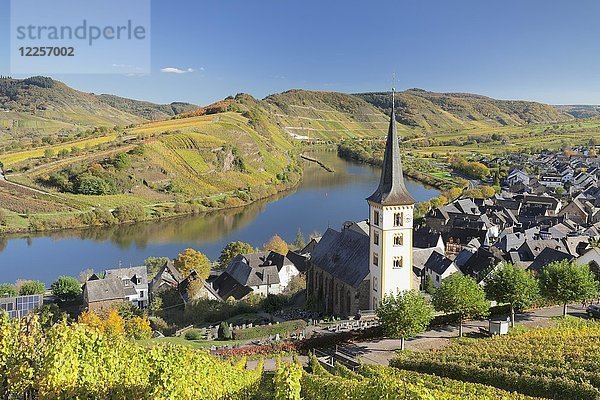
[160,67,196,74]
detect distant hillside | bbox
[0,76,142,135]
[555,104,600,119]
[256,89,392,139]
[96,94,197,120]
[0,76,196,141]
[355,89,572,132]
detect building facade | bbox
[307,90,416,315]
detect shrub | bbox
[184,329,204,341]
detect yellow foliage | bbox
[263,234,289,255]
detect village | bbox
[2,96,600,369]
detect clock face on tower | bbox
[405,214,412,224]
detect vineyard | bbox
[292,355,540,399]
[0,314,263,399]
[390,317,600,399]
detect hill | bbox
[96,94,197,120]
[555,104,600,119]
[356,89,572,132]
[0,76,196,143]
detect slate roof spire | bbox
[367,88,415,205]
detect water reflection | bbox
[0,151,439,284]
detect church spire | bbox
[367,88,415,205]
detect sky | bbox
[1,0,600,105]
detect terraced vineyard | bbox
[297,355,540,399]
[390,318,600,399]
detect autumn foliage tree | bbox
[218,241,254,268]
[263,235,289,255]
[174,248,211,279]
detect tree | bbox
[218,241,254,268]
[0,283,17,297]
[218,321,232,340]
[50,276,82,300]
[114,203,146,222]
[377,290,434,350]
[144,256,170,277]
[174,248,211,279]
[263,235,289,255]
[423,274,436,295]
[18,280,46,295]
[432,274,489,337]
[484,263,539,327]
[540,260,598,316]
[293,228,306,250]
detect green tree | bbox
[432,274,489,337]
[144,256,170,277]
[377,290,435,350]
[484,263,539,327]
[263,234,289,255]
[174,248,211,279]
[218,241,254,268]
[114,203,146,222]
[540,260,598,316]
[50,276,82,300]
[423,274,436,295]
[218,321,232,340]
[293,228,306,250]
[44,148,55,159]
[74,173,112,195]
[18,280,46,295]
[0,283,17,297]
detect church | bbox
[306,91,416,316]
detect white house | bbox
[423,250,462,287]
[104,266,149,308]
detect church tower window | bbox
[394,212,403,227]
[373,277,377,291]
[394,233,403,246]
[393,256,403,269]
[373,253,379,266]
[373,210,380,226]
[374,231,379,245]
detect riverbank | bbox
[336,140,462,191]
[0,152,440,283]
[0,172,304,236]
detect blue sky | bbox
[1,0,600,105]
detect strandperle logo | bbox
[15,19,147,46]
[10,0,151,75]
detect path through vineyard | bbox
[338,304,586,366]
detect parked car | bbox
[586,304,600,318]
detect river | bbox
[0,151,439,284]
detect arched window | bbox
[394,234,403,246]
[393,256,403,269]
[394,212,403,227]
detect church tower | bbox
[367,89,415,310]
